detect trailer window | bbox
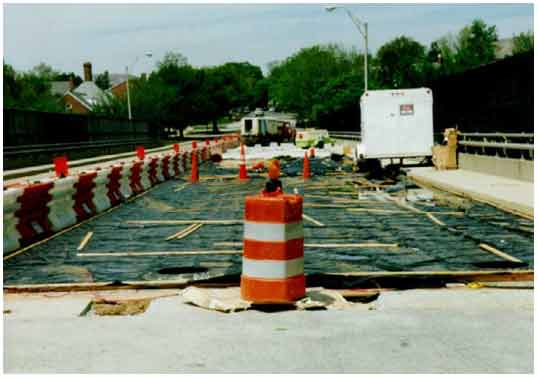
[244,119,253,132]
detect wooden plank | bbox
[347,208,406,214]
[327,269,533,282]
[426,212,446,226]
[175,223,203,240]
[479,243,523,263]
[4,270,532,293]
[77,231,94,251]
[304,203,348,209]
[306,243,398,248]
[302,213,325,227]
[165,224,197,241]
[173,184,189,193]
[126,220,243,225]
[213,242,398,248]
[77,250,242,257]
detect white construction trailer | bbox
[355,88,434,162]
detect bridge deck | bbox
[4,157,534,288]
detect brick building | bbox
[63,62,107,114]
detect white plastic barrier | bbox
[140,161,152,190]
[118,162,134,200]
[155,157,165,182]
[166,155,176,178]
[47,176,78,232]
[93,168,113,213]
[3,187,23,253]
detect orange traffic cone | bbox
[239,143,249,179]
[191,144,199,183]
[303,152,310,179]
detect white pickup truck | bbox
[355,88,434,162]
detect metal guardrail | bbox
[327,130,534,160]
[4,139,155,156]
[3,141,187,182]
[459,132,534,138]
[458,140,533,151]
[459,132,534,159]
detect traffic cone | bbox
[191,144,199,183]
[239,143,249,179]
[303,152,311,179]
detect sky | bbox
[3,3,534,77]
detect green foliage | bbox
[253,78,269,108]
[424,20,498,80]
[95,70,110,90]
[53,72,83,87]
[375,36,426,89]
[31,62,58,80]
[266,44,366,129]
[311,72,362,130]
[4,63,64,112]
[455,19,498,69]
[456,20,498,70]
[92,52,266,135]
[512,31,534,54]
[268,44,360,118]
[158,52,188,69]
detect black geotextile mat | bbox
[3,158,534,285]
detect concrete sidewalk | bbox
[4,287,533,373]
[408,167,533,219]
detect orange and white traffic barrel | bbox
[240,191,305,303]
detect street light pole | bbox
[126,52,152,121]
[126,64,132,120]
[325,5,368,92]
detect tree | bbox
[3,63,64,112]
[375,36,427,89]
[150,54,205,137]
[311,72,362,130]
[187,62,265,133]
[423,34,461,81]
[158,51,188,69]
[455,19,498,69]
[95,71,110,90]
[267,44,359,119]
[252,78,269,109]
[512,31,534,55]
[4,63,19,109]
[53,72,83,87]
[31,62,58,80]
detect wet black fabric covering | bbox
[4,158,533,285]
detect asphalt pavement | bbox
[4,286,533,373]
